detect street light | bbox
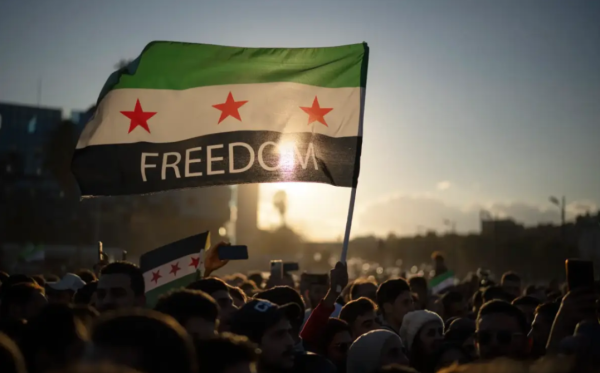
[549,195,566,226]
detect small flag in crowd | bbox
[430,270,457,294]
[19,243,45,262]
[140,231,210,307]
[72,41,369,197]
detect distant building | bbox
[0,102,62,185]
[480,218,524,238]
[235,184,259,244]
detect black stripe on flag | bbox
[140,231,209,272]
[72,131,361,197]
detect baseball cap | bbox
[46,273,86,292]
[230,299,301,344]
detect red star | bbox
[151,270,161,284]
[120,99,157,134]
[169,262,181,276]
[300,96,333,127]
[189,256,200,269]
[212,92,248,124]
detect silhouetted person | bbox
[187,278,237,332]
[377,279,414,334]
[350,278,378,302]
[89,309,197,373]
[194,332,258,373]
[96,262,145,312]
[154,289,219,340]
[0,283,47,320]
[400,311,444,373]
[339,297,380,340]
[230,299,299,373]
[476,300,529,360]
[500,272,521,300]
[19,304,88,373]
[511,295,541,326]
[256,286,306,351]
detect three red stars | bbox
[189,257,200,269]
[212,92,248,124]
[121,94,333,131]
[151,270,161,284]
[300,96,333,127]
[169,262,181,276]
[120,99,157,133]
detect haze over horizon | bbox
[1,1,599,241]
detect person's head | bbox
[195,332,258,373]
[476,300,529,360]
[444,318,476,359]
[73,281,98,306]
[408,277,428,309]
[247,272,264,289]
[187,278,237,332]
[351,278,378,301]
[230,299,299,371]
[529,301,560,358]
[256,286,305,342]
[89,309,197,373]
[500,272,521,299]
[340,297,380,340]
[399,310,444,357]
[315,318,353,368]
[471,290,483,314]
[0,271,9,285]
[347,330,409,373]
[96,262,145,312]
[239,281,258,296]
[441,291,467,321]
[302,274,329,308]
[228,285,247,308]
[32,275,46,288]
[46,273,87,305]
[0,332,26,373]
[0,283,47,320]
[76,269,97,284]
[377,279,414,328]
[227,273,247,287]
[432,252,447,274]
[511,296,540,327]
[20,304,88,373]
[482,286,513,304]
[154,289,219,340]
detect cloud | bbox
[436,181,451,191]
[355,194,598,237]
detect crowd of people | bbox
[0,245,599,373]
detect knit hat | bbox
[347,329,403,373]
[399,310,444,351]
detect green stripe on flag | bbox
[98,41,368,103]
[430,271,455,288]
[146,272,198,308]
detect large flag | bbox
[140,231,210,307]
[72,41,368,197]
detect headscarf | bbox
[347,330,403,373]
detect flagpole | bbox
[340,186,357,263]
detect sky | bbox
[1,0,599,241]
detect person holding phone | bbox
[300,262,348,348]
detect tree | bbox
[273,190,287,226]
